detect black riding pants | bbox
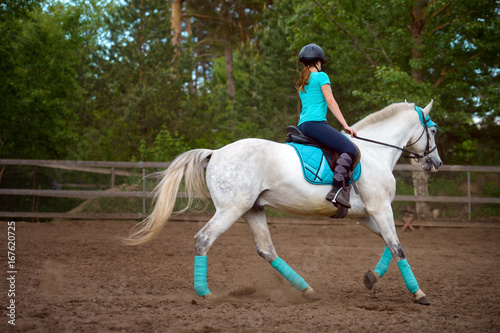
[298,121,357,157]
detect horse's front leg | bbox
[368,207,431,305]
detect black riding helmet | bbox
[299,43,327,65]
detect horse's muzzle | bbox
[423,157,442,172]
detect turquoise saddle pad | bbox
[287,142,361,185]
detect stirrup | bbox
[326,187,351,209]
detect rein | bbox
[353,106,437,162]
[353,135,421,159]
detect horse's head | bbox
[407,100,443,172]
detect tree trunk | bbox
[236,4,247,43]
[224,36,235,97]
[410,159,431,219]
[409,1,431,219]
[138,0,147,138]
[220,0,235,97]
[171,0,183,59]
[410,0,425,81]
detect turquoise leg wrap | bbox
[194,256,211,296]
[397,258,419,293]
[271,256,309,291]
[374,246,392,277]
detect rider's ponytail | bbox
[296,66,311,93]
[296,43,326,92]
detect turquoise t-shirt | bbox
[298,72,331,126]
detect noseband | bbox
[404,106,438,161]
[354,105,438,162]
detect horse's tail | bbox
[124,149,213,246]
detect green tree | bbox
[286,0,499,164]
[0,1,97,159]
[4,0,497,166]
[285,0,499,218]
[184,0,271,98]
[76,0,185,161]
[230,0,299,141]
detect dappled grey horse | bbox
[125,101,442,305]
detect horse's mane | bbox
[351,102,412,131]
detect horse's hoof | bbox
[202,292,215,299]
[413,296,432,305]
[302,286,321,302]
[363,270,379,290]
[413,289,431,305]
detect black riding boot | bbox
[326,152,353,208]
[326,185,351,208]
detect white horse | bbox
[125,101,442,305]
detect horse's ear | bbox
[423,99,434,116]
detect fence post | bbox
[32,165,36,223]
[142,166,146,215]
[111,167,115,188]
[468,171,471,221]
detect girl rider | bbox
[296,43,358,208]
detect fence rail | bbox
[1,189,498,204]
[1,159,499,222]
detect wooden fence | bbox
[1,159,499,223]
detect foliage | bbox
[72,0,182,161]
[138,126,189,162]
[1,0,499,217]
[286,0,500,164]
[3,0,497,163]
[0,1,96,159]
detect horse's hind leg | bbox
[243,208,320,301]
[242,208,277,263]
[363,245,392,291]
[357,216,387,290]
[193,207,245,297]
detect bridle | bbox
[353,106,438,163]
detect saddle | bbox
[285,126,362,219]
[286,126,361,175]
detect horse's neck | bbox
[358,113,418,169]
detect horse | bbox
[124,101,442,305]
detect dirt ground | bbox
[1,218,499,333]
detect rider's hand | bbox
[344,125,357,138]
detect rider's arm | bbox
[321,84,357,137]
